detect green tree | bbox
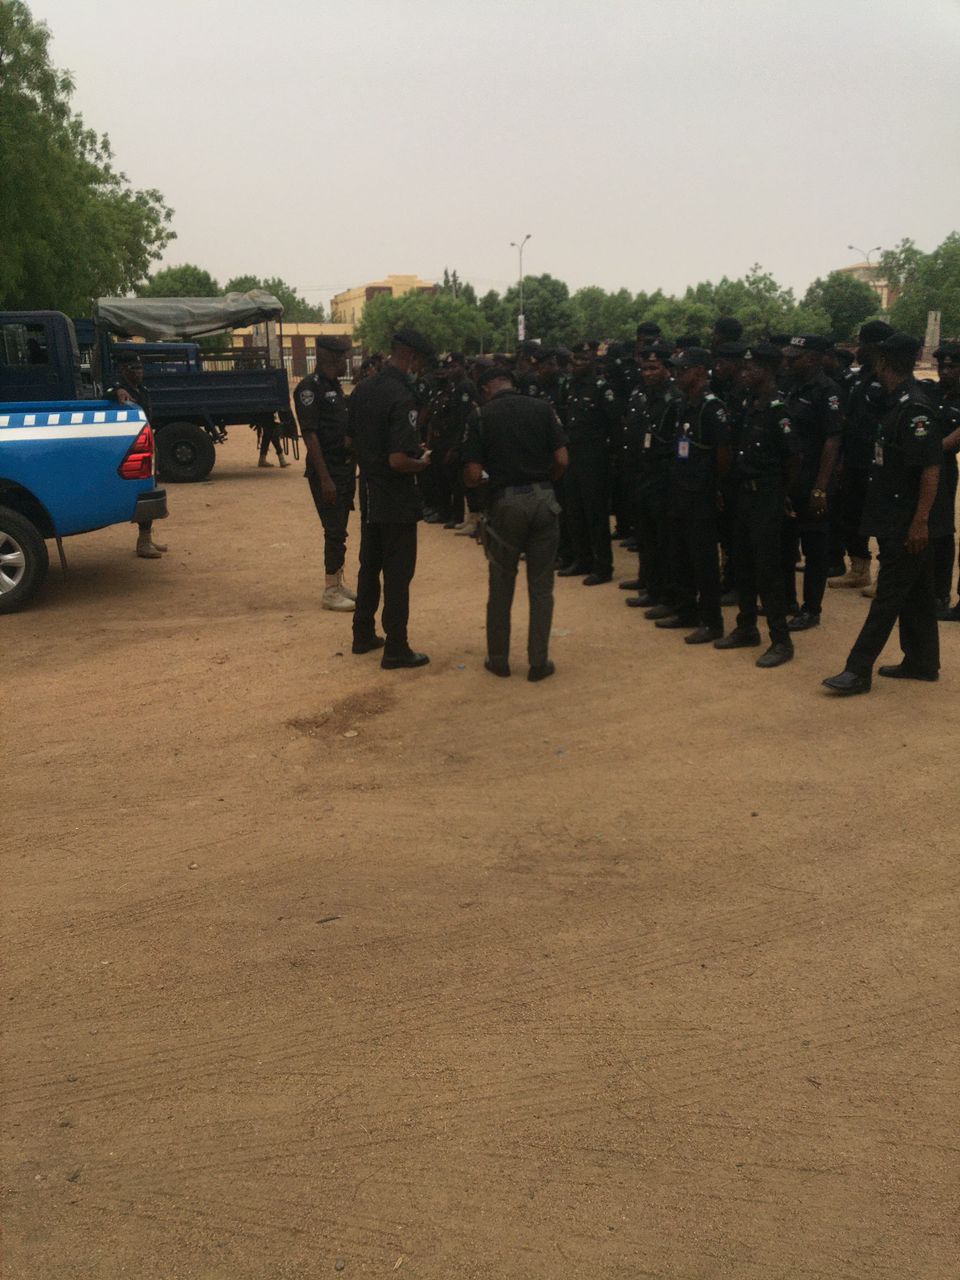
[502,274,572,346]
[0,1,174,313]
[804,271,879,341]
[355,291,486,355]
[138,264,220,297]
[224,274,324,321]
[883,233,960,337]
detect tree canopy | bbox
[224,275,325,322]
[882,234,960,338]
[0,0,174,313]
[803,271,879,341]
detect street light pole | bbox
[510,233,531,344]
[848,243,882,266]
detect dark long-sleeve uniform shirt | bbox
[348,364,423,523]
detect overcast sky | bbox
[34,0,960,311]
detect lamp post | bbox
[848,243,882,266]
[510,233,531,343]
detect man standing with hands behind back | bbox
[348,327,436,669]
[462,366,568,681]
[294,335,356,611]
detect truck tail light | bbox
[118,425,155,479]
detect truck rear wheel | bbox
[157,422,216,483]
[0,505,49,614]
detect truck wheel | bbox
[157,422,216,483]
[0,505,49,614]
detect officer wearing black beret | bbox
[779,335,843,632]
[462,366,568,681]
[823,334,945,694]
[714,344,800,668]
[557,341,622,584]
[932,340,960,620]
[348,327,436,668]
[828,319,895,592]
[294,336,356,610]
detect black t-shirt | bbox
[784,370,843,497]
[862,381,946,539]
[348,364,423,523]
[461,389,566,491]
[565,375,621,448]
[670,393,730,517]
[734,393,799,485]
[294,372,350,467]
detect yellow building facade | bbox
[331,274,436,326]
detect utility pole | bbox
[510,234,531,344]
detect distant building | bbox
[231,321,357,380]
[331,274,436,326]
[836,262,896,312]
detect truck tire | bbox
[157,422,217,483]
[0,505,49,614]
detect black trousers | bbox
[565,446,612,576]
[635,481,672,603]
[781,517,829,615]
[353,521,418,657]
[846,537,940,678]
[933,464,957,602]
[307,466,355,574]
[835,467,871,561]
[718,480,738,590]
[734,486,790,646]
[670,513,722,630]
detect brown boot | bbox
[828,556,871,589]
[336,569,357,602]
[322,574,354,611]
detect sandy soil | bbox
[4,431,959,1279]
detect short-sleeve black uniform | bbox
[293,372,349,468]
[783,370,843,502]
[462,390,566,491]
[671,392,729,519]
[735,393,800,486]
[348,365,423,523]
[862,382,945,539]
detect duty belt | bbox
[498,481,554,497]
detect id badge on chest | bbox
[643,432,652,450]
[677,437,690,460]
[874,443,884,467]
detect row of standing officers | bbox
[291,322,959,692]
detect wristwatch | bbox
[812,489,827,499]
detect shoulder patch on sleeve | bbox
[779,418,792,434]
[298,388,315,407]
[912,416,929,438]
[408,409,419,427]
[828,394,839,411]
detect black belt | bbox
[498,481,553,497]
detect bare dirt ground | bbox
[4,431,959,1279]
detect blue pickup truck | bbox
[0,310,167,613]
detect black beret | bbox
[713,316,744,340]
[715,341,748,359]
[636,322,662,338]
[675,334,702,349]
[640,340,675,362]
[476,365,515,390]
[784,334,832,354]
[669,346,712,371]
[392,327,436,359]
[934,340,960,361]
[315,335,352,354]
[831,347,856,367]
[743,342,784,367]
[859,319,894,344]
[876,333,921,359]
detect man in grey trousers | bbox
[462,366,569,681]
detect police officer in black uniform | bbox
[827,320,894,591]
[823,334,944,695]
[711,340,748,600]
[294,336,356,611]
[932,340,960,619]
[780,334,843,631]
[558,341,621,584]
[625,341,683,612]
[348,327,435,669]
[714,343,800,669]
[654,348,730,644]
[106,354,169,560]
[462,367,568,681]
